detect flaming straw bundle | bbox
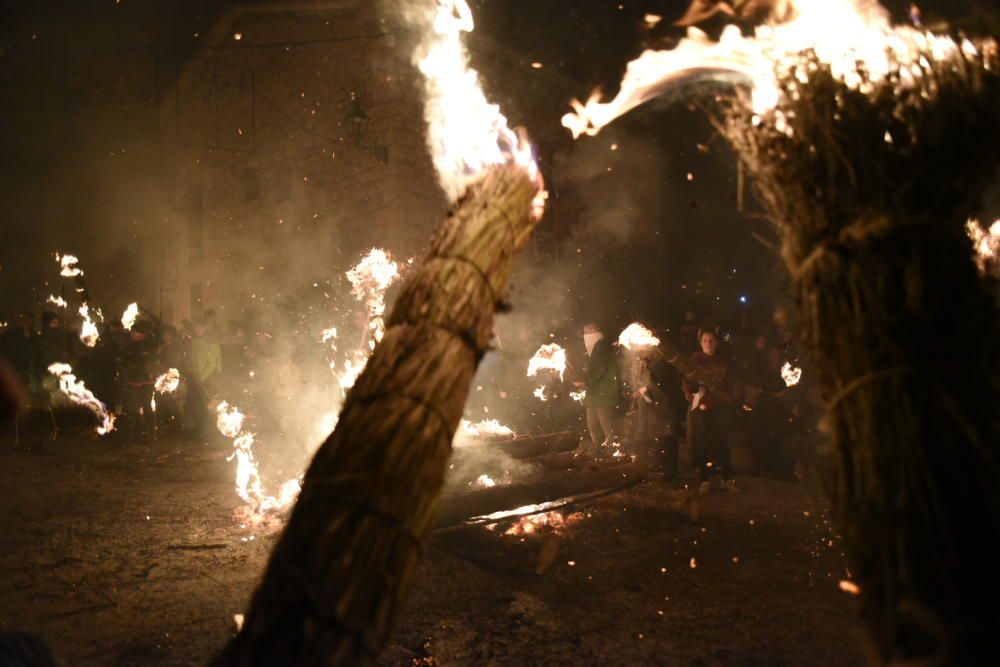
[780,361,802,387]
[77,304,100,348]
[526,343,567,380]
[47,363,114,434]
[618,322,660,350]
[214,2,544,663]
[121,302,139,331]
[562,2,999,659]
[154,368,180,394]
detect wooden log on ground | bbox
[499,431,579,459]
[433,462,647,530]
[437,528,561,575]
[213,163,540,667]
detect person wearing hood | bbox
[581,323,618,448]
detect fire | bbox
[527,343,567,381]
[216,400,301,526]
[46,295,67,309]
[47,363,115,434]
[967,218,1000,276]
[533,386,547,402]
[839,579,861,595]
[781,361,803,387]
[570,389,586,403]
[216,401,245,438]
[505,510,567,536]
[618,322,661,350]
[121,302,140,330]
[78,304,100,348]
[413,0,545,216]
[56,253,82,277]
[562,0,983,138]
[346,248,400,351]
[154,368,180,394]
[460,418,515,439]
[476,474,497,488]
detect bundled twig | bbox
[716,40,1000,664]
[213,164,539,667]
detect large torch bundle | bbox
[561,1,999,661]
[213,1,545,665]
[718,41,1000,663]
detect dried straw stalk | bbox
[213,163,539,666]
[717,42,1000,664]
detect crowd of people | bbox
[0,307,250,443]
[577,307,815,493]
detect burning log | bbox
[213,163,540,667]
[433,462,647,530]
[717,44,1000,664]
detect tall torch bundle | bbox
[561,1,999,662]
[214,1,545,665]
[719,38,999,665]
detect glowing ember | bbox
[413,0,546,216]
[527,343,567,381]
[476,474,497,488]
[121,302,140,330]
[570,389,586,403]
[618,322,660,350]
[967,218,1000,276]
[48,363,115,434]
[839,579,861,595]
[154,368,180,394]
[56,253,82,277]
[781,361,803,387]
[562,0,983,138]
[346,248,400,351]
[78,304,100,348]
[321,325,338,346]
[533,386,547,401]
[46,295,67,309]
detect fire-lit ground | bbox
[0,435,863,666]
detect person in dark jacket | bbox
[118,320,156,442]
[581,323,618,447]
[683,330,741,493]
[34,311,66,381]
[0,311,35,388]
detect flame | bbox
[476,474,497,488]
[78,304,100,348]
[413,0,545,216]
[781,361,803,387]
[967,218,1000,276]
[618,322,661,350]
[154,368,180,394]
[505,510,568,536]
[121,302,140,330]
[217,400,301,525]
[216,401,245,438]
[460,418,515,439]
[562,0,979,138]
[527,343,567,381]
[46,295,67,309]
[56,253,82,277]
[533,386,548,402]
[570,389,587,403]
[48,363,115,434]
[346,248,400,351]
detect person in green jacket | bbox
[582,322,618,446]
